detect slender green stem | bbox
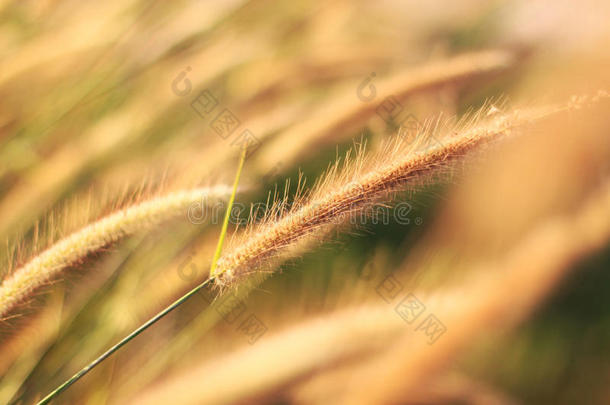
[36,147,248,404]
[36,277,215,405]
[210,146,247,277]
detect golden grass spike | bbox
[0,186,233,321]
[212,101,572,288]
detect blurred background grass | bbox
[0,1,609,404]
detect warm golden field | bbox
[1,1,609,404]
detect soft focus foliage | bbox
[0,1,609,404]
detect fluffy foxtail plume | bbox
[0,186,233,322]
[213,98,589,288]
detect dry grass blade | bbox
[0,186,233,322]
[254,49,517,174]
[291,364,520,405]
[128,305,405,405]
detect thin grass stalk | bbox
[34,149,248,405]
[210,147,247,277]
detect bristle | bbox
[213,99,582,288]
